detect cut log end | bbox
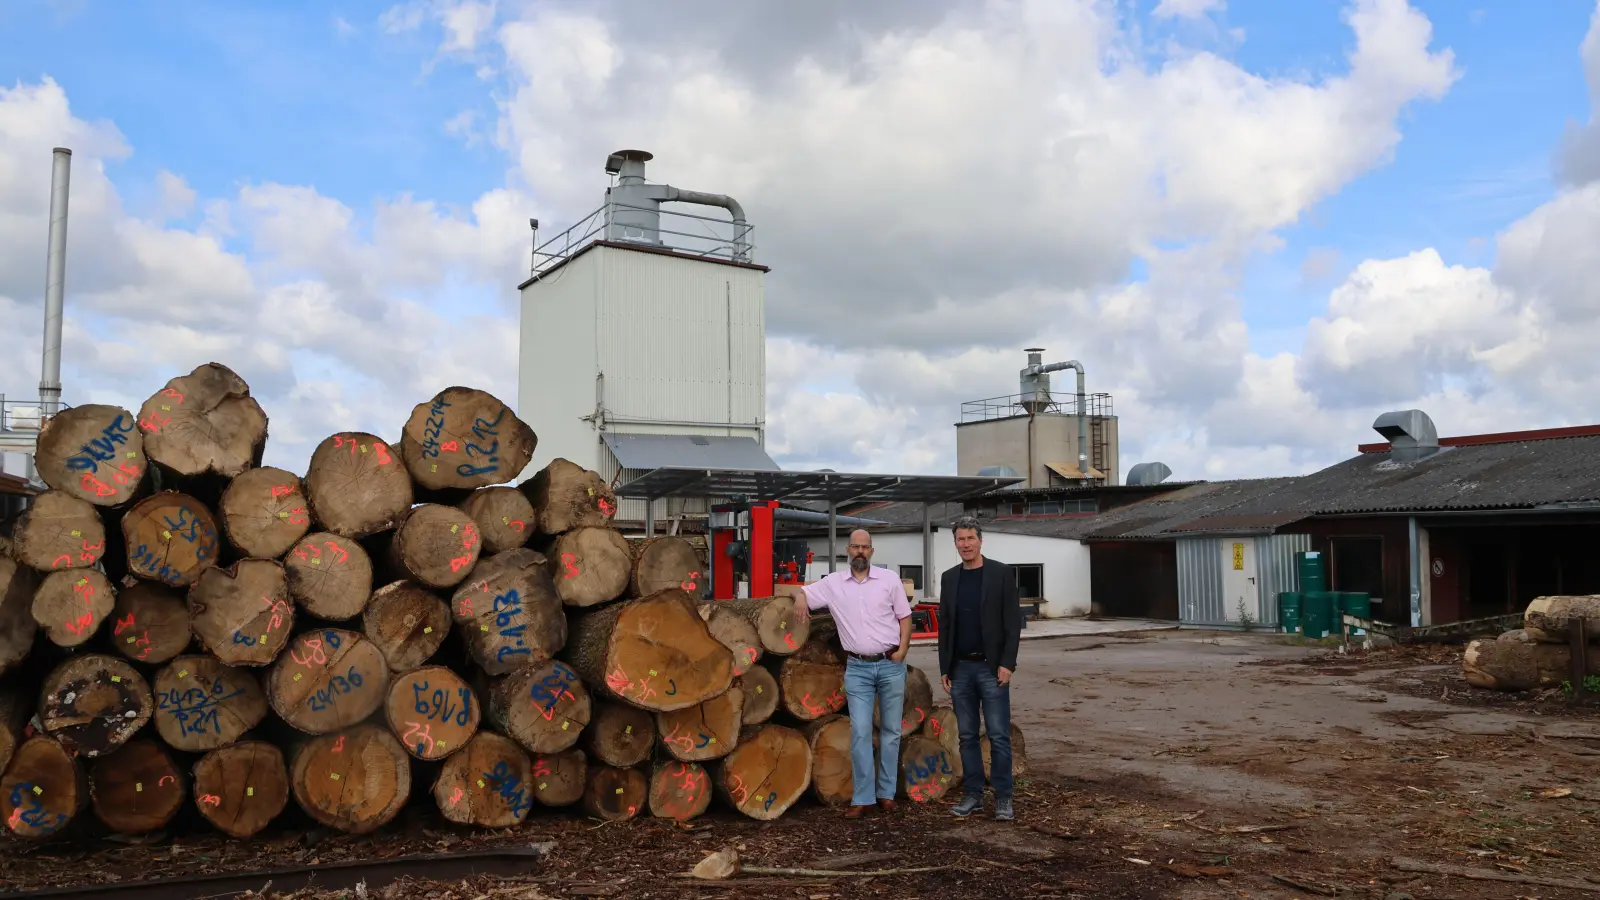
[452,549,566,675]
[285,532,373,621]
[34,404,148,507]
[0,559,39,676]
[386,666,481,761]
[219,467,311,559]
[39,654,153,758]
[582,765,646,821]
[736,667,779,726]
[980,724,1029,779]
[291,724,411,834]
[1524,595,1600,644]
[89,739,186,834]
[716,724,812,820]
[304,432,412,538]
[771,639,846,721]
[900,734,957,804]
[32,568,115,648]
[137,363,268,478]
[657,687,743,762]
[458,485,536,554]
[550,526,632,607]
[1,736,86,840]
[193,742,289,839]
[152,655,269,752]
[389,503,482,589]
[10,491,108,572]
[401,387,537,492]
[267,629,391,734]
[701,601,762,676]
[649,760,713,821]
[121,491,222,588]
[566,588,734,712]
[723,596,810,656]
[363,580,451,672]
[489,660,591,755]
[531,747,587,808]
[583,700,656,769]
[188,558,294,666]
[631,537,704,599]
[520,459,616,536]
[434,731,535,828]
[111,582,192,665]
[805,715,854,807]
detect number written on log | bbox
[492,589,531,664]
[65,414,137,474]
[6,785,67,836]
[290,630,344,667]
[307,666,365,712]
[421,396,452,459]
[61,575,99,636]
[483,760,532,815]
[158,679,248,737]
[411,681,473,726]
[401,721,437,755]
[528,665,578,719]
[332,436,392,465]
[906,752,953,783]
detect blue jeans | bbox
[843,658,905,806]
[951,659,1012,801]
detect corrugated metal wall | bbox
[1176,538,1225,625]
[1256,533,1311,627]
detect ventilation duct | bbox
[603,149,750,261]
[1019,349,1089,483]
[1373,409,1439,462]
[1126,462,1172,485]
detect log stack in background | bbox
[1464,596,1600,692]
[0,363,907,844]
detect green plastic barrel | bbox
[1338,591,1372,636]
[1277,592,1302,634]
[1299,591,1335,639]
[1296,551,1327,593]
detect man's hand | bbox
[890,645,908,663]
[792,592,810,623]
[941,675,951,694]
[997,666,1013,686]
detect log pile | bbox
[1463,594,1600,691]
[0,364,923,844]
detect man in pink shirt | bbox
[791,529,913,819]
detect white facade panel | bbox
[518,250,601,480]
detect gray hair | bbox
[950,516,983,539]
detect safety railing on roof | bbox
[959,392,1114,423]
[530,201,756,277]
[0,397,70,452]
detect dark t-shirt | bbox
[955,565,984,657]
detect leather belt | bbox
[847,651,892,662]
[957,653,986,662]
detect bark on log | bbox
[136,363,268,478]
[188,558,294,666]
[304,432,412,538]
[657,686,743,762]
[1,736,86,840]
[290,724,411,834]
[564,588,734,712]
[219,466,311,559]
[700,601,762,676]
[266,628,390,734]
[875,664,933,737]
[111,581,191,665]
[0,558,38,676]
[721,596,810,656]
[737,666,779,725]
[400,387,537,493]
[582,700,656,768]
[10,490,107,572]
[89,739,186,834]
[715,724,811,820]
[121,491,221,587]
[804,715,854,807]
[899,734,957,803]
[458,485,535,554]
[0,687,29,776]
[34,404,147,507]
[32,568,115,648]
[649,760,713,821]
[768,638,846,721]
[630,537,704,598]
[531,748,587,807]
[363,580,451,672]
[1524,596,1600,643]
[488,659,591,755]
[549,526,632,607]
[386,665,480,761]
[38,654,152,757]
[452,548,566,675]
[285,532,373,621]
[192,741,289,838]
[389,503,482,589]
[1464,630,1600,691]
[519,459,616,537]
[433,731,535,828]
[979,724,1029,779]
[582,764,646,821]
[152,655,269,752]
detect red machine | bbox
[710,500,813,600]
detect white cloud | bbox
[1153,0,1225,21]
[155,170,196,220]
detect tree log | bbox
[10,490,107,572]
[0,686,29,775]
[0,558,38,676]
[768,638,846,721]
[1525,596,1600,643]
[737,667,779,725]
[631,537,704,598]
[700,601,762,676]
[451,549,566,675]
[285,532,373,621]
[191,741,289,838]
[549,526,632,607]
[386,665,480,761]
[304,432,412,538]
[649,760,713,821]
[219,466,311,559]
[582,764,646,821]
[715,724,811,820]
[152,655,269,752]
[564,588,734,712]
[290,724,410,834]
[121,491,221,587]
[433,731,535,828]
[389,504,482,589]
[32,568,115,648]
[899,734,957,803]
[38,654,152,757]
[458,485,535,554]
[136,363,267,478]
[188,558,294,666]
[89,739,186,834]
[980,724,1029,779]
[875,664,933,737]
[519,458,616,536]
[805,715,854,807]
[657,686,743,762]
[583,699,656,768]
[530,748,587,807]
[400,387,537,493]
[1,736,86,840]
[720,596,810,656]
[488,659,591,754]
[1464,630,1600,691]
[34,404,147,507]
[266,628,390,734]
[111,581,191,665]
[923,706,959,762]
[363,580,451,672]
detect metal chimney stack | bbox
[40,147,71,415]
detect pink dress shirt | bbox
[802,566,913,655]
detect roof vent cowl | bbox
[1373,409,1439,462]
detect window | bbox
[1014,564,1044,599]
[1028,500,1063,515]
[899,565,924,591]
[1330,537,1383,597]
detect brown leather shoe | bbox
[877,799,897,813]
[843,805,869,819]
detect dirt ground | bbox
[5,630,1600,899]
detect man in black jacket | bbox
[937,515,1022,821]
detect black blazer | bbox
[936,557,1022,677]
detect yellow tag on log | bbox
[260,635,267,643]
[135,783,142,792]
[755,686,763,693]
[438,742,446,750]
[360,445,368,453]
[625,725,632,734]
[293,673,303,681]
[330,773,340,781]
[481,625,489,632]
[501,517,509,524]
[648,669,657,676]
[70,530,80,537]
[127,637,135,644]
[311,558,321,565]
[77,578,87,587]
[161,405,171,412]
[162,530,171,539]
[111,676,121,683]
[539,783,547,790]
[561,721,569,730]
[178,670,188,678]
[278,512,288,518]
[32,786,41,795]
[247,787,254,796]
[709,737,717,744]
[431,464,438,472]
[451,524,459,533]
[615,788,623,794]
[423,626,433,634]
[587,487,595,496]
[477,779,485,788]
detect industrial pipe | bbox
[40,148,71,416]
[769,507,887,528]
[663,186,750,262]
[1023,356,1089,483]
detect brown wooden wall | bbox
[1088,541,1179,620]
[1280,517,1412,622]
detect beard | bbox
[849,555,869,573]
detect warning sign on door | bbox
[1232,543,1245,571]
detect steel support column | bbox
[922,502,934,600]
[644,499,655,538]
[828,501,838,574]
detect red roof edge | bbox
[1358,423,1600,454]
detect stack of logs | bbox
[0,362,969,842]
[1463,595,1600,691]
